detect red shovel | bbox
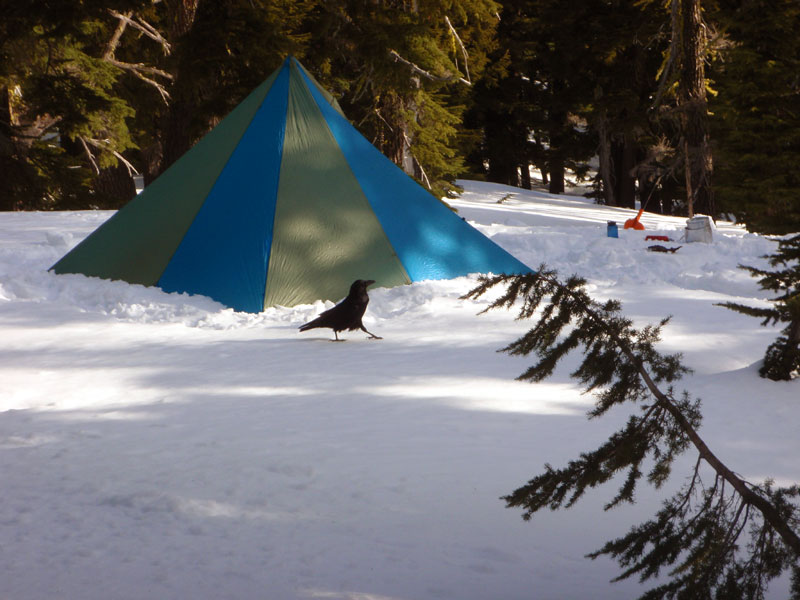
[624,208,646,230]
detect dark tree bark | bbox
[678,0,714,217]
[539,164,549,186]
[95,164,136,208]
[165,0,199,39]
[547,108,567,194]
[598,120,638,209]
[157,0,201,175]
[520,163,532,190]
[548,156,565,194]
[612,137,637,209]
[660,176,677,215]
[639,177,656,212]
[488,159,519,187]
[597,115,617,206]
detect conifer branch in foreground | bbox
[718,233,800,381]
[464,269,800,599]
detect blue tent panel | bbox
[297,66,531,281]
[157,61,291,312]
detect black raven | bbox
[299,279,382,341]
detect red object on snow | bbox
[645,235,671,242]
[624,208,646,230]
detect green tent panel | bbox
[52,69,281,289]
[51,57,530,312]
[264,58,410,308]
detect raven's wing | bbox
[299,301,349,332]
[298,286,371,333]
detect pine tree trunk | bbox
[679,0,714,217]
[549,156,565,194]
[374,91,419,178]
[0,86,11,142]
[488,159,519,187]
[539,165,549,186]
[661,176,677,215]
[638,171,661,213]
[548,104,567,194]
[520,164,532,190]
[165,0,199,38]
[597,115,617,206]
[95,164,136,208]
[157,0,201,175]
[618,137,637,209]
[606,135,638,209]
[788,297,800,345]
[160,104,195,174]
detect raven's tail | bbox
[299,319,319,332]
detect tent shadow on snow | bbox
[51,56,530,313]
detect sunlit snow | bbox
[1,180,796,600]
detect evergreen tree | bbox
[585,1,672,210]
[0,1,319,209]
[464,270,800,598]
[710,0,800,234]
[719,234,800,381]
[469,0,671,202]
[0,0,146,209]
[467,51,535,188]
[676,0,715,218]
[154,0,313,177]
[2,1,496,209]
[628,0,719,218]
[470,0,596,194]
[303,0,499,198]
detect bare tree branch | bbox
[401,129,431,189]
[444,16,471,84]
[104,8,173,104]
[103,11,131,60]
[78,136,100,175]
[105,58,172,104]
[105,58,173,81]
[108,9,171,55]
[82,136,140,176]
[388,49,471,86]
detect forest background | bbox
[1,0,799,235]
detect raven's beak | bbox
[365,279,376,287]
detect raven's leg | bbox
[360,325,382,340]
[332,331,346,342]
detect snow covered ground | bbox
[1,180,797,599]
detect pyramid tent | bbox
[51,57,531,312]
